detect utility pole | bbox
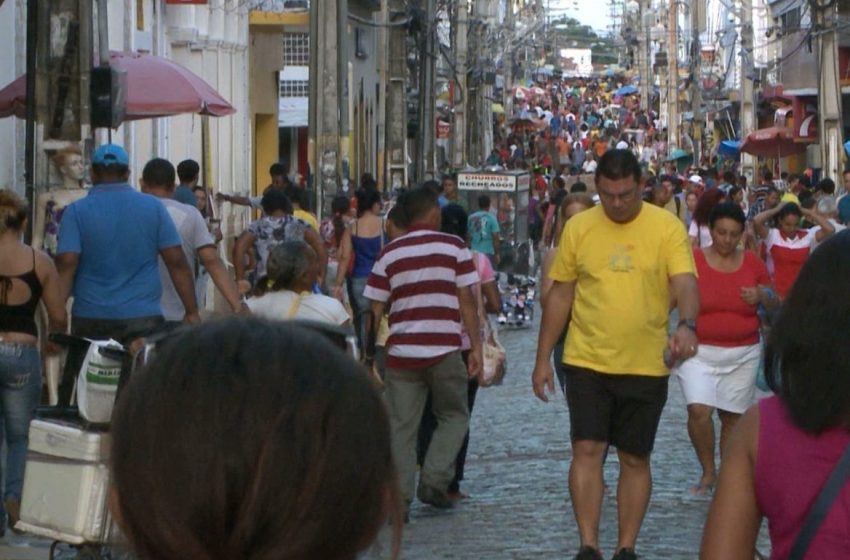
[453,0,469,170]
[639,1,650,112]
[383,0,408,190]
[816,1,843,184]
[338,0,350,192]
[667,0,678,152]
[308,0,341,215]
[739,0,755,184]
[416,0,437,182]
[504,4,515,117]
[690,0,703,162]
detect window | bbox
[283,33,310,67]
[279,80,310,98]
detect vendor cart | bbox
[457,169,532,275]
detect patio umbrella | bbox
[0,50,235,121]
[740,126,807,158]
[615,85,638,96]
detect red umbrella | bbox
[740,126,808,158]
[0,50,235,121]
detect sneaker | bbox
[611,548,639,560]
[416,485,454,509]
[574,546,603,560]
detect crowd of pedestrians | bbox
[3,124,850,560]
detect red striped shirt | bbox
[364,225,479,369]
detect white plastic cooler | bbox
[17,419,112,544]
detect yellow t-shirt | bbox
[294,209,319,230]
[549,203,696,376]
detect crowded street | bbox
[0,317,771,560]
[3,1,850,559]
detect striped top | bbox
[364,225,479,369]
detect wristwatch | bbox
[677,318,697,333]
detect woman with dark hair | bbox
[689,188,727,248]
[702,230,850,559]
[753,201,834,300]
[322,195,353,296]
[676,202,776,496]
[336,187,387,349]
[110,318,402,560]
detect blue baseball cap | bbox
[92,144,129,167]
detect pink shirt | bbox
[755,397,850,559]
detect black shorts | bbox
[563,364,668,456]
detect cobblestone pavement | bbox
[372,311,770,560]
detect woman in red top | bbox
[676,202,777,496]
[753,202,834,300]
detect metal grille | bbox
[283,33,310,66]
[279,80,310,98]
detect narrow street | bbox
[0,308,770,560]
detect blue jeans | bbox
[0,343,42,505]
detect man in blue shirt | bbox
[467,194,501,267]
[56,144,199,342]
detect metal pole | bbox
[639,1,650,111]
[24,0,38,243]
[96,0,109,66]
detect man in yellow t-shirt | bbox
[531,149,699,560]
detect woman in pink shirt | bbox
[702,230,850,559]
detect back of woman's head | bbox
[0,189,27,236]
[111,318,400,560]
[693,188,726,226]
[766,230,850,433]
[355,187,381,216]
[266,240,311,290]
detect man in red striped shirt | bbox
[365,187,483,511]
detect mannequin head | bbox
[52,145,85,189]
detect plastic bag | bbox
[77,340,124,424]
[479,322,507,387]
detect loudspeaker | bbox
[90,66,127,129]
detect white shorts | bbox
[675,343,760,414]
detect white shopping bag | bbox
[76,340,124,424]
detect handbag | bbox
[789,441,850,559]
